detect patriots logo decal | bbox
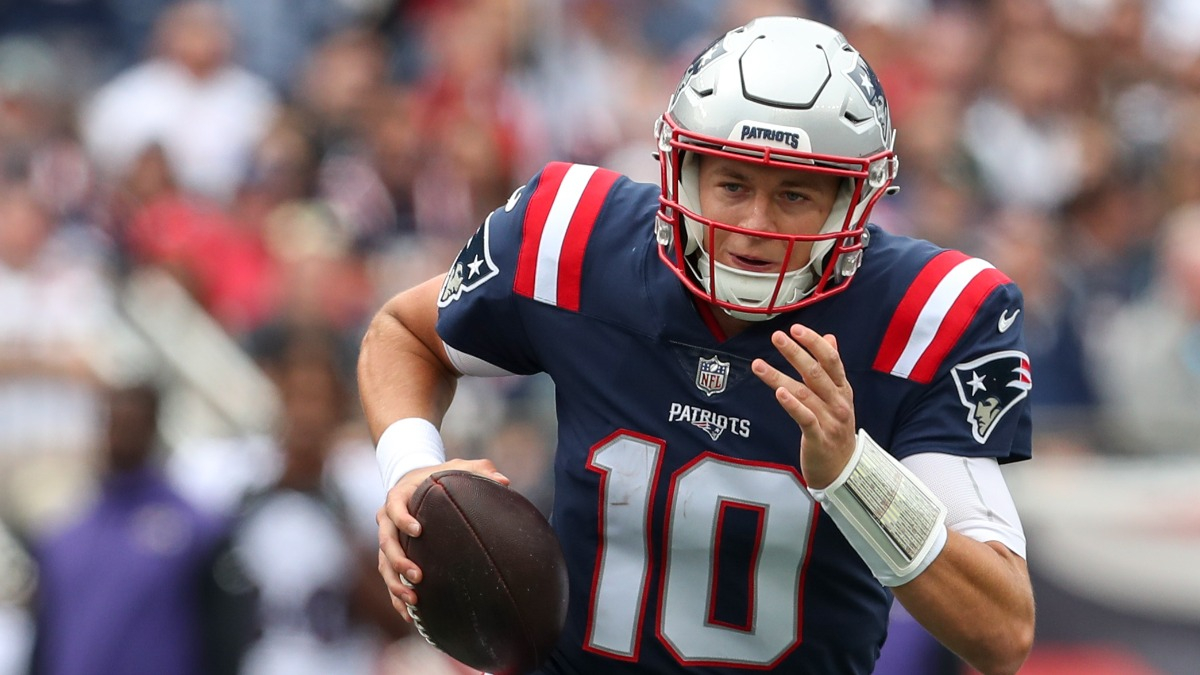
[673,36,727,99]
[950,351,1032,443]
[847,57,891,144]
[438,212,499,307]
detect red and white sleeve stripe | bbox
[514,162,620,311]
[873,250,1011,384]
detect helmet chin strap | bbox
[678,159,855,321]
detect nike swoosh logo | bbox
[998,309,1020,333]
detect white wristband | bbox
[376,418,447,489]
[808,429,948,587]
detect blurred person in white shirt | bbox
[0,185,114,535]
[80,0,279,205]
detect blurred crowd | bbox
[2,0,1200,673]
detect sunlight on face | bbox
[696,156,843,273]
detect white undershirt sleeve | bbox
[900,453,1027,559]
[443,342,517,377]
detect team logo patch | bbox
[695,355,730,396]
[438,212,499,307]
[950,350,1032,443]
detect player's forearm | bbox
[893,533,1034,675]
[358,277,459,442]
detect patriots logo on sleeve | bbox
[950,351,1032,443]
[438,212,500,307]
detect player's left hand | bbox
[752,323,857,490]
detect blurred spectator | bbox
[0,519,35,675]
[477,418,555,515]
[886,88,982,248]
[357,88,423,238]
[0,0,122,95]
[1144,0,1200,73]
[519,0,641,170]
[30,382,227,675]
[222,0,375,96]
[1161,95,1200,210]
[961,27,1092,211]
[177,329,410,675]
[401,0,542,240]
[1060,169,1158,309]
[80,0,279,205]
[245,200,375,375]
[292,28,401,247]
[295,27,390,149]
[1089,203,1200,455]
[977,207,1099,451]
[0,36,97,227]
[0,36,62,171]
[106,0,179,67]
[119,144,280,335]
[0,184,113,535]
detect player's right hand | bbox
[377,458,510,620]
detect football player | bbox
[360,16,1034,675]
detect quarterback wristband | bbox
[808,429,948,587]
[376,417,447,489]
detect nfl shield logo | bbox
[695,356,729,396]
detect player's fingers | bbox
[750,356,800,391]
[766,329,837,410]
[772,382,821,430]
[382,480,421,537]
[378,507,423,586]
[377,547,418,619]
[791,324,849,388]
[753,358,821,426]
[445,457,510,486]
[780,325,848,402]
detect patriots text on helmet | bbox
[740,125,801,149]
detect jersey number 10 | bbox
[585,431,817,668]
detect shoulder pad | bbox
[513,162,622,311]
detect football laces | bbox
[400,574,436,646]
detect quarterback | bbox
[360,16,1035,675]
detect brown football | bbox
[401,470,568,675]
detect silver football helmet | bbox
[655,16,899,320]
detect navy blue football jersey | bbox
[435,162,1032,674]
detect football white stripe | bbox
[891,258,995,377]
[533,164,597,304]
